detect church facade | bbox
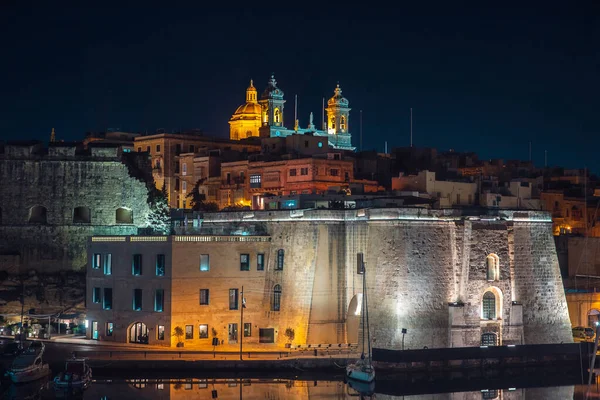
[229,75,355,151]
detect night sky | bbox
[1,3,599,173]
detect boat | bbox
[4,341,50,383]
[53,357,92,395]
[346,261,376,384]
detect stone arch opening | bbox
[486,253,500,281]
[346,293,362,344]
[73,206,91,223]
[116,207,133,224]
[588,309,600,327]
[28,205,47,224]
[128,322,148,344]
[481,287,503,320]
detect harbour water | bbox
[4,376,600,399]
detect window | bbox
[189,145,194,153]
[157,325,165,340]
[318,142,323,148]
[185,325,193,340]
[357,253,365,274]
[244,323,251,337]
[344,171,349,181]
[331,116,336,129]
[240,254,249,271]
[154,289,164,312]
[137,147,142,152]
[289,169,297,177]
[132,254,142,276]
[304,140,309,148]
[456,194,461,204]
[259,328,275,343]
[146,146,150,152]
[274,108,280,123]
[200,254,210,271]
[176,144,181,154]
[133,289,143,311]
[182,181,187,192]
[103,288,112,310]
[300,167,308,176]
[103,254,112,275]
[486,254,500,281]
[156,145,161,152]
[28,205,47,224]
[116,207,133,224]
[199,324,209,339]
[276,249,284,270]
[257,253,265,271]
[156,254,165,276]
[73,206,91,223]
[330,169,339,176]
[92,287,101,303]
[481,389,499,399]
[229,289,239,310]
[200,289,209,305]
[250,174,262,188]
[481,333,497,347]
[92,253,101,269]
[175,179,180,190]
[272,284,281,311]
[106,322,114,337]
[340,116,346,130]
[182,163,187,176]
[482,291,496,319]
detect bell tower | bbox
[325,84,351,135]
[259,74,286,132]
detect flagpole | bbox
[240,285,244,361]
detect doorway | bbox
[129,322,149,344]
[92,321,99,340]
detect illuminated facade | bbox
[230,75,355,151]
[86,208,572,349]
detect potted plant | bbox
[284,327,295,348]
[174,326,184,347]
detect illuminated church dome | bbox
[229,80,263,140]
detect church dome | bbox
[232,79,262,118]
[327,84,349,107]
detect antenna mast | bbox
[294,95,298,127]
[360,110,363,152]
[410,108,413,147]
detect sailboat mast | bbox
[361,265,366,357]
[365,266,372,362]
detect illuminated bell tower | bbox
[326,84,351,134]
[258,74,286,137]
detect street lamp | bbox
[401,328,407,350]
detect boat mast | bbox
[365,266,372,364]
[361,265,366,358]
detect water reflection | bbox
[5,378,600,399]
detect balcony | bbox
[222,176,246,187]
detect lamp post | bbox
[401,328,407,351]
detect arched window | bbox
[274,108,280,123]
[246,130,252,137]
[272,284,281,311]
[116,207,133,224]
[340,116,346,130]
[28,205,47,224]
[276,249,284,270]
[330,116,336,129]
[232,130,239,140]
[482,291,496,319]
[73,206,91,223]
[486,254,500,281]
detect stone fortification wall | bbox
[198,208,571,349]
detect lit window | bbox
[92,253,101,269]
[106,322,114,337]
[132,254,142,276]
[103,254,112,275]
[200,254,210,271]
[244,323,251,337]
[157,325,165,340]
[199,324,209,339]
[156,254,165,276]
[486,254,500,281]
[154,289,164,312]
[182,181,187,192]
[274,108,280,123]
[272,284,281,311]
[240,254,249,271]
[92,287,101,303]
[182,163,187,176]
[257,253,265,271]
[185,325,193,340]
[482,291,496,319]
[229,289,239,310]
[250,174,262,188]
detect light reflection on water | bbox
[4,378,600,399]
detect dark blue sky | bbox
[1,3,599,172]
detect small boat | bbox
[346,261,376,384]
[5,341,50,383]
[53,357,92,394]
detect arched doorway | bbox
[346,294,362,344]
[129,322,148,344]
[588,309,600,327]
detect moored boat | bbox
[53,357,92,395]
[4,341,50,383]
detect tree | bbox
[145,182,170,235]
[173,326,184,347]
[187,179,219,212]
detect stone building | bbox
[0,141,153,313]
[392,170,478,207]
[86,208,571,349]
